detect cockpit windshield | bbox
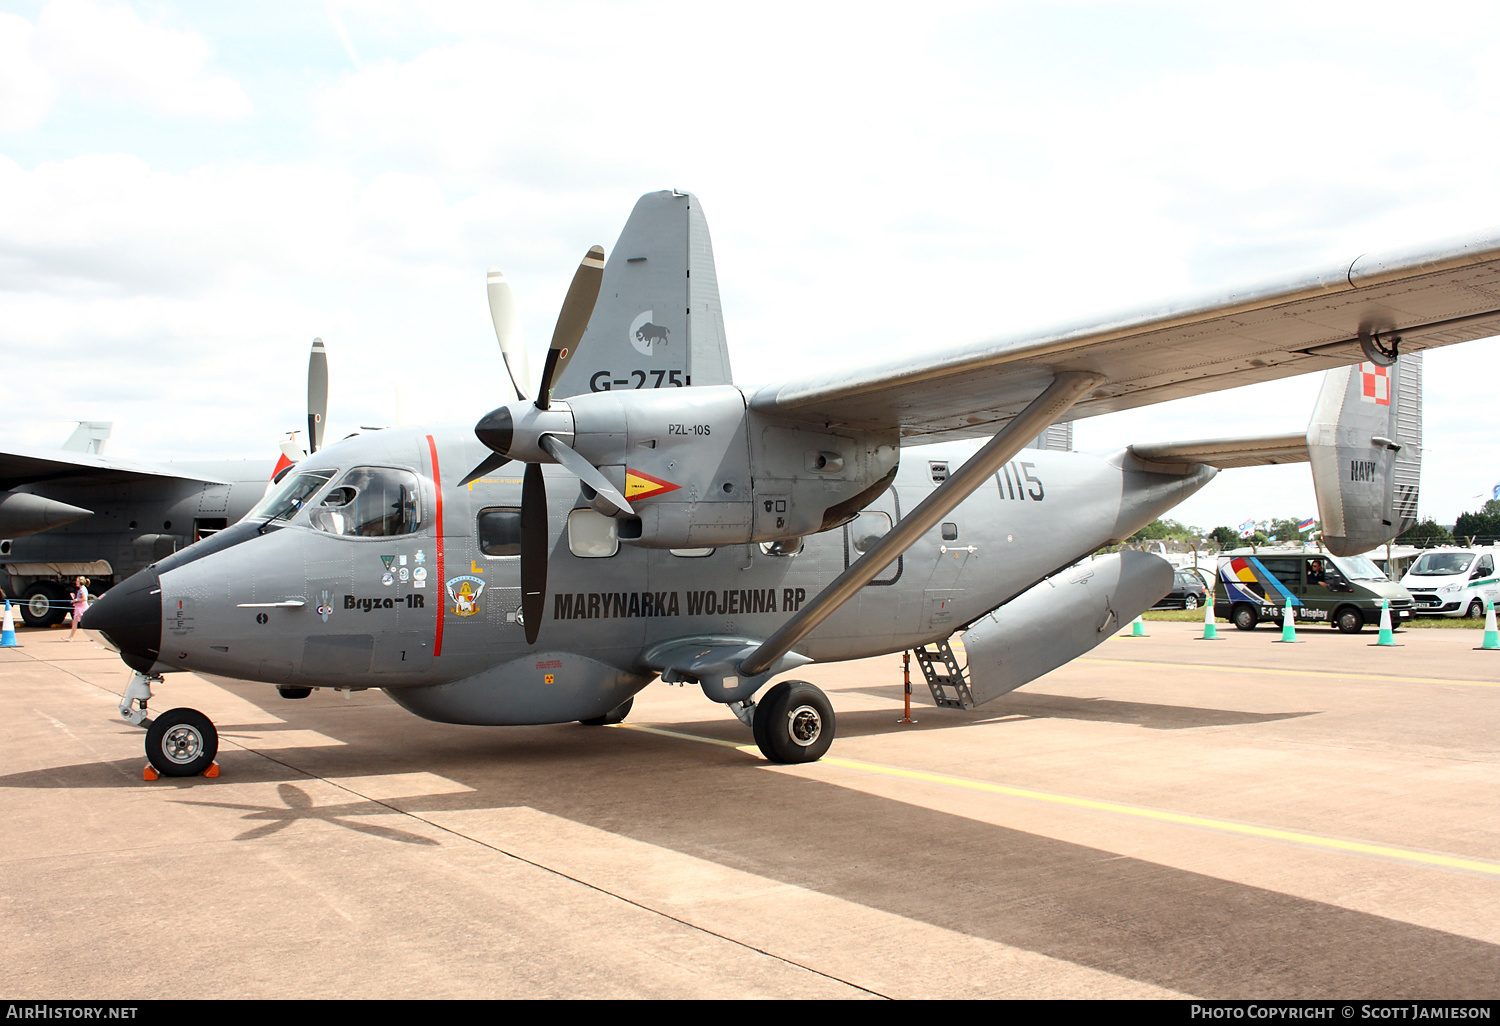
[246,469,337,527]
[1409,552,1474,576]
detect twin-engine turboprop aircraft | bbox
[86,189,1500,776]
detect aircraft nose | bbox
[81,567,162,674]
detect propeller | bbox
[487,269,530,402]
[461,245,621,645]
[307,337,328,454]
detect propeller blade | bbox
[538,434,634,518]
[520,462,548,645]
[457,452,511,489]
[486,268,530,401]
[307,337,328,454]
[536,245,605,410]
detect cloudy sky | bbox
[3,0,1499,532]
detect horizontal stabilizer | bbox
[1129,433,1310,469]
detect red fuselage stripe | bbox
[427,435,445,658]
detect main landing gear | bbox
[120,671,221,779]
[747,680,836,764]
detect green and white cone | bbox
[1275,596,1301,643]
[1373,598,1397,647]
[1479,599,1499,651]
[1200,597,1220,640]
[1129,614,1147,638]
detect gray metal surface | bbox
[961,550,1173,706]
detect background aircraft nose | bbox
[81,568,162,674]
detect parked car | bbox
[1399,548,1500,618]
[1153,570,1209,610]
[1213,548,1414,633]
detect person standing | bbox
[66,577,90,641]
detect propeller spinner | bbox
[462,245,627,645]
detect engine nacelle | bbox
[959,551,1173,706]
[566,385,899,548]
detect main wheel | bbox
[145,708,219,777]
[580,696,633,726]
[1232,604,1258,631]
[21,584,65,628]
[1465,599,1485,620]
[1335,607,1364,634]
[752,681,835,764]
[277,687,313,700]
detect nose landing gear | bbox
[119,671,221,779]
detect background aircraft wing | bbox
[747,229,1500,443]
[0,447,230,489]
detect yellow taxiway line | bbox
[617,722,1500,878]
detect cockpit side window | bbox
[310,467,422,537]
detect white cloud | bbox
[0,0,250,130]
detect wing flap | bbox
[749,228,1500,443]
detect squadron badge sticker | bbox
[446,575,485,617]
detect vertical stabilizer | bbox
[554,190,733,398]
[61,421,111,455]
[1307,354,1422,556]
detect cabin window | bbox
[477,508,522,557]
[849,511,892,554]
[568,508,618,557]
[941,522,958,541]
[309,467,422,537]
[249,468,337,524]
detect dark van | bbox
[1214,548,1414,633]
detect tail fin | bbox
[554,190,734,398]
[1308,354,1422,556]
[61,421,111,455]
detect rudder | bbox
[1307,353,1422,556]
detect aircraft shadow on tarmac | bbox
[5,694,1498,998]
[837,685,1317,734]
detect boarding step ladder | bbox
[911,637,974,710]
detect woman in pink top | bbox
[66,576,90,641]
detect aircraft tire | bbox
[752,680,835,764]
[579,696,633,726]
[277,687,313,700]
[145,708,219,778]
[1232,604,1258,631]
[21,583,66,628]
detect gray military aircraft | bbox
[83,189,1500,776]
[0,341,332,626]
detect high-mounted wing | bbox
[0,447,230,490]
[748,230,1500,442]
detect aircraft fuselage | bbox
[143,425,1214,724]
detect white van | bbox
[1400,548,1500,618]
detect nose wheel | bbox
[751,680,835,764]
[144,708,220,778]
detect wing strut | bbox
[737,370,1104,679]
